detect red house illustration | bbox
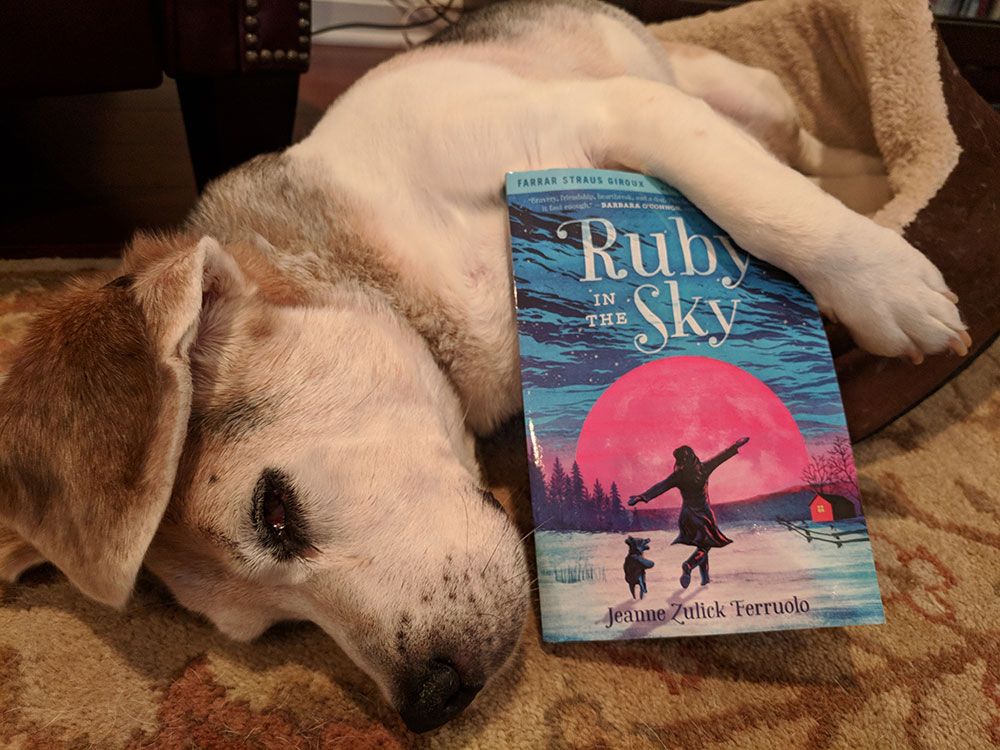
[809,492,857,522]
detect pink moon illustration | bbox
[575,356,809,505]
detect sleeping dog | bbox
[0,0,969,733]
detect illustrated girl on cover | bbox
[629,437,749,588]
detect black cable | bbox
[311,0,457,35]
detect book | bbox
[506,167,885,642]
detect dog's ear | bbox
[0,525,45,581]
[0,236,241,607]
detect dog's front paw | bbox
[807,227,970,364]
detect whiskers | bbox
[480,516,547,578]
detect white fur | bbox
[291,3,966,424]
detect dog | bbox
[624,536,654,599]
[0,0,970,733]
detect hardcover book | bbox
[506,167,884,642]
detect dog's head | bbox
[625,537,650,554]
[0,235,529,733]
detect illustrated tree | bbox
[801,454,833,495]
[591,478,608,529]
[569,461,589,528]
[826,435,859,500]
[547,457,571,528]
[609,482,628,527]
[801,435,858,500]
[527,459,550,527]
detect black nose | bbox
[399,659,483,733]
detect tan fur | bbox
[0,253,201,606]
[0,525,44,580]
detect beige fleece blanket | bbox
[650,0,961,233]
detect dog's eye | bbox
[263,492,286,531]
[251,468,313,561]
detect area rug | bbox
[1,250,999,750]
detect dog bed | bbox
[1,1,999,747]
[642,0,1000,440]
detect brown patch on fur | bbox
[0,525,44,581]
[187,154,351,306]
[246,310,276,343]
[0,281,160,525]
[190,396,276,443]
[185,154,478,400]
[0,243,204,606]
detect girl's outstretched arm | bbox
[703,437,750,475]
[629,471,680,505]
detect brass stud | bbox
[260,49,273,63]
[246,0,259,11]
[287,49,298,61]
[245,15,258,30]
[299,52,309,64]
[245,50,259,64]
[298,2,310,15]
[298,35,310,47]
[274,49,286,62]
[245,32,259,47]
[298,17,310,30]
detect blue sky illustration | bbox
[507,168,850,465]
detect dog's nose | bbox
[398,659,483,733]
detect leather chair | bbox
[0,0,312,190]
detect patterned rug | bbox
[1,257,998,749]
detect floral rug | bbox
[0,257,998,749]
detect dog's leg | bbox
[662,42,884,180]
[295,58,964,364]
[562,75,968,361]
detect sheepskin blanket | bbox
[2,0,999,747]
[643,0,1000,440]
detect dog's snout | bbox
[399,659,483,733]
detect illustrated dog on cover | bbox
[624,536,655,599]
[0,0,970,733]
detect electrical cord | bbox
[311,0,458,34]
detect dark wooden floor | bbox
[0,45,396,259]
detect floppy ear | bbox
[0,236,239,607]
[0,525,45,581]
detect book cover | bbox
[506,167,884,642]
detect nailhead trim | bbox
[242,0,310,71]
